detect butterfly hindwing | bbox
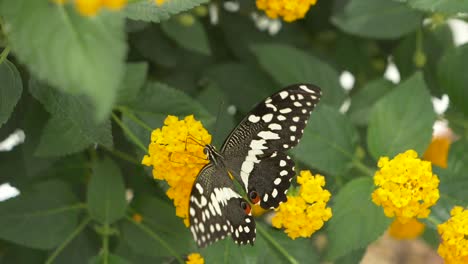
[189,164,255,248]
[220,84,322,209]
[247,151,295,209]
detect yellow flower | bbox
[53,0,128,16]
[132,213,143,223]
[102,0,127,10]
[388,218,425,239]
[256,0,318,22]
[142,115,211,227]
[155,0,166,5]
[272,170,332,239]
[186,253,204,264]
[76,0,102,16]
[423,136,451,168]
[437,206,468,264]
[372,150,440,223]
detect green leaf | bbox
[332,0,423,39]
[202,63,276,114]
[437,139,468,204]
[438,43,468,117]
[292,105,359,176]
[326,177,392,260]
[89,254,131,264]
[347,79,394,126]
[117,62,149,105]
[0,181,81,249]
[29,80,113,156]
[125,81,213,123]
[195,83,236,147]
[35,116,98,157]
[395,0,468,14]
[200,223,318,263]
[0,1,126,120]
[393,25,454,97]
[0,60,22,127]
[87,157,127,225]
[53,231,99,264]
[130,26,179,68]
[121,195,192,257]
[334,248,366,264]
[252,44,345,107]
[125,0,208,22]
[367,72,436,160]
[161,17,211,55]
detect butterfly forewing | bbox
[189,164,256,248]
[220,84,322,208]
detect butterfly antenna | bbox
[211,100,225,146]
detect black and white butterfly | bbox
[189,84,322,247]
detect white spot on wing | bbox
[272,188,278,198]
[280,108,292,114]
[274,178,281,185]
[195,183,204,194]
[262,113,273,122]
[299,85,315,94]
[277,115,286,121]
[258,131,279,140]
[279,91,288,99]
[248,115,260,123]
[268,123,281,130]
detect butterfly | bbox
[189,84,322,247]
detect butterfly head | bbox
[203,144,223,165]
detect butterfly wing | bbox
[220,83,322,209]
[189,163,256,248]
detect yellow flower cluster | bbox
[142,115,211,227]
[372,150,440,223]
[186,253,204,264]
[256,0,317,22]
[272,171,332,239]
[388,218,425,239]
[52,0,127,16]
[53,0,165,16]
[437,206,468,264]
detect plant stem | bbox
[101,145,141,165]
[352,160,375,177]
[102,223,110,264]
[256,225,299,264]
[426,215,440,227]
[45,216,91,264]
[117,106,153,132]
[0,46,11,64]
[125,215,184,264]
[111,112,147,153]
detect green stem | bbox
[45,216,91,264]
[102,224,110,264]
[426,215,440,227]
[101,145,141,165]
[352,160,375,177]
[112,113,147,153]
[256,225,299,264]
[125,215,184,264]
[116,106,152,132]
[0,46,11,64]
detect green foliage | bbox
[326,178,392,260]
[0,0,466,263]
[331,0,424,39]
[87,157,127,225]
[0,0,126,121]
[0,60,22,127]
[367,73,436,160]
